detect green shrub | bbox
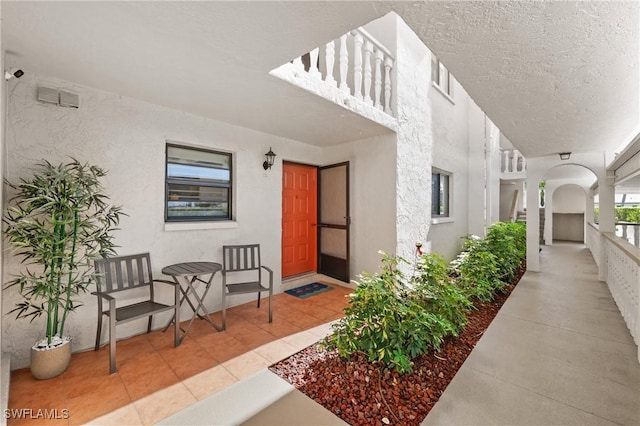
[451,222,525,301]
[615,207,640,223]
[412,253,472,330]
[323,252,471,374]
[484,222,525,283]
[456,245,504,301]
[324,221,526,374]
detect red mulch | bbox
[270,266,526,426]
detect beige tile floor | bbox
[7,284,351,426]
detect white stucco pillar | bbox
[585,188,595,244]
[485,119,501,229]
[468,102,488,236]
[394,19,432,261]
[597,172,616,281]
[526,175,541,272]
[585,191,595,224]
[516,180,525,213]
[544,186,554,246]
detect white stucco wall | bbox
[0,3,5,374]
[499,181,525,222]
[2,72,327,368]
[428,76,471,260]
[322,134,397,278]
[393,17,432,262]
[553,184,587,213]
[467,100,488,237]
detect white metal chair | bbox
[221,244,273,330]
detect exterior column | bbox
[526,174,541,272]
[544,186,554,245]
[597,172,616,281]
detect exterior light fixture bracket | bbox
[263,147,276,170]
[559,152,571,160]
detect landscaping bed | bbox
[270,265,525,426]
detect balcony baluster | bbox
[325,40,336,86]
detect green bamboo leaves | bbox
[4,159,123,345]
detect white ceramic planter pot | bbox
[30,338,72,380]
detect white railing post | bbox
[511,150,519,173]
[339,34,349,93]
[353,32,364,100]
[292,56,304,70]
[363,40,373,105]
[325,40,336,86]
[502,150,509,173]
[384,56,393,114]
[374,47,384,109]
[309,47,320,78]
[278,27,395,118]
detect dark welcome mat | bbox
[284,282,333,299]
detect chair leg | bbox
[257,291,261,308]
[109,301,117,374]
[268,292,272,323]
[95,313,103,351]
[147,316,153,334]
[222,289,227,331]
[109,316,116,374]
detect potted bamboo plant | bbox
[4,159,123,379]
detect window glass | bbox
[166,144,232,221]
[432,171,450,217]
[432,57,453,97]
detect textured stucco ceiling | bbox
[390,1,639,158]
[3,1,638,156]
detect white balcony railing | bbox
[616,222,640,248]
[603,233,640,360]
[272,27,396,121]
[588,223,640,361]
[501,149,526,178]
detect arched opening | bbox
[540,164,597,247]
[552,184,587,242]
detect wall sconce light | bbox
[559,152,571,160]
[263,147,276,170]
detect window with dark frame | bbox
[165,144,232,222]
[431,171,450,217]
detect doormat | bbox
[284,282,333,299]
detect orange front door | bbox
[282,163,317,278]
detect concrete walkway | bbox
[424,242,640,425]
[161,243,640,425]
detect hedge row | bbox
[323,221,526,373]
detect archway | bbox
[541,165,597,246]
[524,152,613,277]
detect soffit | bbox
[3,1,638,156]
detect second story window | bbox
[432,56,453,98]
[165,144,232,222]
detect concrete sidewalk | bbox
[423,242,640,425]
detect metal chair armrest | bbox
[260,265,274,289]
[93,292,116,302]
